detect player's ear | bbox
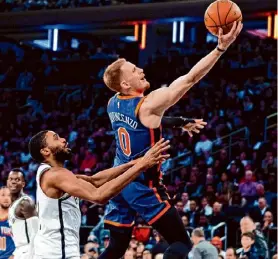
[120,80,131,91]
[40,147,50,157]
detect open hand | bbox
[218,21,243,50]
[182,119,207,137]
[141,138,170,169]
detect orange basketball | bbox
[204,0,242,36]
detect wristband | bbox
[217,46,226,52]
[161,116,195,128]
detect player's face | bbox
[42,131,72,162]
[120,62,150,94]
[7,172,25,194]
[0,188,12,209]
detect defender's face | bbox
[0,188,12,209]
[120,62,150,94]
[42,131,72,162]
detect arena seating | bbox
[0,35,277,258]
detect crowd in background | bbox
[0,35,277,259]
[0,0,176,12]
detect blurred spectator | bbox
[191,228,218,259]
[226,247,238,259]
[261,211,276,234]
[216,172,234,197]
[239,171,258,199]
[195,134,213,156]
[198,214,212,239]
[249,196,271,223]
[186,200,200,228]
[210,202,225,226]
[181,192,190,212]
[199,197,213,217]
[151,230,168,258]
[240,217,269,259]
[175,200,186,217]
[181,215,189,228]
[239,232,257,259]
[142,249,152,259]
[211,236,226,258]
[124,249,136,259]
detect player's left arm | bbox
[76,159,139,188]
[140,22,243,118]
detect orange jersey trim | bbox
[149,129,155,147]
[135,97,146,117]
[153,187,163,203]
[148,201,171,225]
[104,219,134,228]
[116,95,137,100]
[0,215,8,222]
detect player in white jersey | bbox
[28,130,170,259]
[7,169,38,259]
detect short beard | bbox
[0,204,9,210]
[50,146,72,163]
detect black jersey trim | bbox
[24,219,30,244]
[58,199,66,259]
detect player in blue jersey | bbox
[0,187,15,259]
[100,22,242,259]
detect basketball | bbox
[204,0,242,36]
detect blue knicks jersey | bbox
[0,217,15,259]
[107,94,162,184]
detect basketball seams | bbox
[216,1,223,29]
[206,15,242,28]
[225,2,234,26]
[206,12,218,27]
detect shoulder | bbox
[40,167,72,185]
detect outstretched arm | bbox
[43,139,170,204]
[140,22,243,120]
[76,159,139,187]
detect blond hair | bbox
[103,58,126,92]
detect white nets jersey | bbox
[8,195,33,259]
[34,163,81,259]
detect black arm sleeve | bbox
[161,116,195,128]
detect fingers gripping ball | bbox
[204,0,242,36]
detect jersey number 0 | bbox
[118,127,131,156]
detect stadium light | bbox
[267,15,272,37]
[53,28,59,51]
[274,14,278,39]
[134,24,139,41]
[48,29,52,49]
[172,21,177,43]
[179,21,184,43]
[140,23,147,49]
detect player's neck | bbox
[0,208,8,220]
[11,191,23,203]
[47,159,64,168]
[123,89,144,97]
